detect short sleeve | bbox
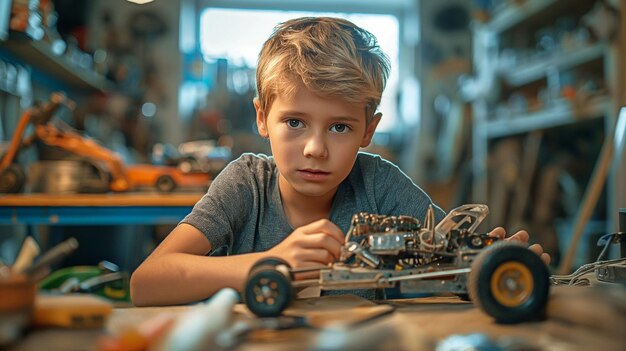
[180,158,253,252]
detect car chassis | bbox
[244,204,550,324]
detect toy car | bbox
[152,140,231,177]
[176,140,231,176]
[125,164,211,193]
[244,204,550,324]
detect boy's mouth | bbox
[297,169,330,180]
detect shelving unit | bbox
[0,34,112,92]
[486,0,558,33]
[468,0,625,269]
[499,43,606,87]
[486,95,609,138]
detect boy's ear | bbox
[360,112,382,147]
[254,98,269,138]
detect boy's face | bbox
[254,84,381,199]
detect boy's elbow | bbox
[130,267,150,307]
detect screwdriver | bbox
[12,236,40,274]
[25,237,79,279]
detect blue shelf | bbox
[0,193,201,225]
[0,205,192,225]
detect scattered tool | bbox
[25,237,79,280]
[33,293,113,329]
[157,288,239,351]
[97,312,175,351]
[39,261,130,301]
[217,303,395,348]
[11,236,40,274]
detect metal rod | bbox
[383,268,471,283]
[291,279,320,288]
[289,265,328,273]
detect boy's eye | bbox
[287,119,303,128]
[330,124,350,133]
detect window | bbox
[200,8,399,132]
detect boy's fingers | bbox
[507,230,529,243]
[528,243,545,259]
[299,249,336,265]
[300,234,341,260]
[303,219,345,244]
[488,228,548,264]
[488,227,506,239]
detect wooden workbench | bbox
[0,193,204,207]
[7,285,626,351]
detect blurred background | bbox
[0,0,625,275]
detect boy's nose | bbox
[303,133,328,159]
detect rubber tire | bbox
[155,175,176,193]
[244,265,294,317]
[0,164,26,193]
[469,241,549,324]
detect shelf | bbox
[0,35,113,92]
[499,44,606,87]
[487,0,557,33]
[485,96,609,139]
[0,193,203,207]
[0,193,204,225]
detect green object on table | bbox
[38,264,130,302]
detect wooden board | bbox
[0,193,203,207]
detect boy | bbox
[131,17,549,306]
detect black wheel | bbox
[155,175,176,193]
[0,164,26,193]
[244,264,294,317]
[469,241,549,324]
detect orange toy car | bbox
[0,93,211,194]
[125,164,210,193]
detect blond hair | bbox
[256,17,390,120]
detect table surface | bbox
[7,285,626,351]
[0,193,204,207]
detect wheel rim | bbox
[252,277,281,306]
[490,261,533,307]
[157,177,174,191]
[0,169,21,192]
[3,172,16,186]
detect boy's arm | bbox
[130,223,267,306]
[130,219,344,306]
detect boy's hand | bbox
[488,227,551,265]
[267,219,344,270]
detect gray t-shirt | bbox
[181,152,444,298]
